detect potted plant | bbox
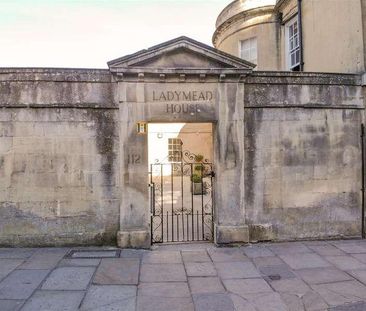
[191,173,203,195]
[191,154,207,195]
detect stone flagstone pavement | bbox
[2,240,366,310]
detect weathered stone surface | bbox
[42,267,95,290]
[20,290,85,311]
[223,279,273,296]
[93,258,139,285]
[19,249,67,269]
[58,258,101,267]
[279,253,331,270]
[330,301,366,310]
[142,251,182,264]
[324,256,366,270]
[215,261,260,279]
[185,262,217,277]
[242,245,274,258]
[259,264,296,281]
[311,280,366,306]
[0,300,24,311]
[80,285,137,311]
[188,277,225,294]
[215,225,249,244]
[0,259,24,281]
[270,278,310,295]
[208,248,248,262]
[182,251,211,263]
[137,282,193,311]
[0,249,35,259]
[193,293,235,311]
[296,267,352,284]
[140,264,186,282]
[0,269,49,299]
[71,250,118,258]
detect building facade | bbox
[0,36,364,248]
[213,0,366,73]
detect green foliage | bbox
[191,173,202,183]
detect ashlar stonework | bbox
[0,37,364,247]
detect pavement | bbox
[2,240,366,310]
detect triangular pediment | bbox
[107,36,255,71]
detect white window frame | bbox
[285,16,301,70]
[239,37,258,65]
[168,138,182,162]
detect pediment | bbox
[108,36,255,71]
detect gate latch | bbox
[207,171,215,178]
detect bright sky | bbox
[0,0,228,68]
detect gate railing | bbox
[149,157,214,243]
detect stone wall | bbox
[244,73,364,240]
[0,67,364,246]
[0,69,120,246]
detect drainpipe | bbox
[298,0,304,71]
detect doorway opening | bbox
[148,123,214,243]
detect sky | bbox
[0,0,229,68]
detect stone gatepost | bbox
[108,37,254,248]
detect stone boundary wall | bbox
[0,68,364,245]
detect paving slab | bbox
[0,259,24,281]
[242,245,274,258]
[42,266,95,290]
[237,292,289,311]
[93,258,139,285]
[0,248,35,259]
[324,256,366,270]
[330,301,366,310]
[0,299,24,311]
[0,269,49,299]
[215,261,261,279]
[71,250,118,258]
[267,242,312,255]
[332,242,366,254]
[20,290,84,311]
[223,278,273,297]
[137,296,193,311]
[307,244,346,256]
[296,267,353,285]
[188,277,225,294]
[281,291,328,311]
[279,252,331,270]
[270,278,310,295]
[229,294,257,311]
[348,269,366,285]
[142,251,182,264]
[208,248,248,262]
[140,263,186,282]
[121,249,148,259]
[19,249,67,270]
[351,253,366,264]
[57,258,101,267]
[80,285,137,311]
[311,280,366,306]
[137,282,193,311]
[181,250,211,263]
[138,282,190,297]
[252,256,285,267]
[193,293,235,311]
[259,264,296,281]
[185,262,216,277]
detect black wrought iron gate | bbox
[149,151,214,243]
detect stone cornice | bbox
[213,6,276,46]
[0,68,112,82]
